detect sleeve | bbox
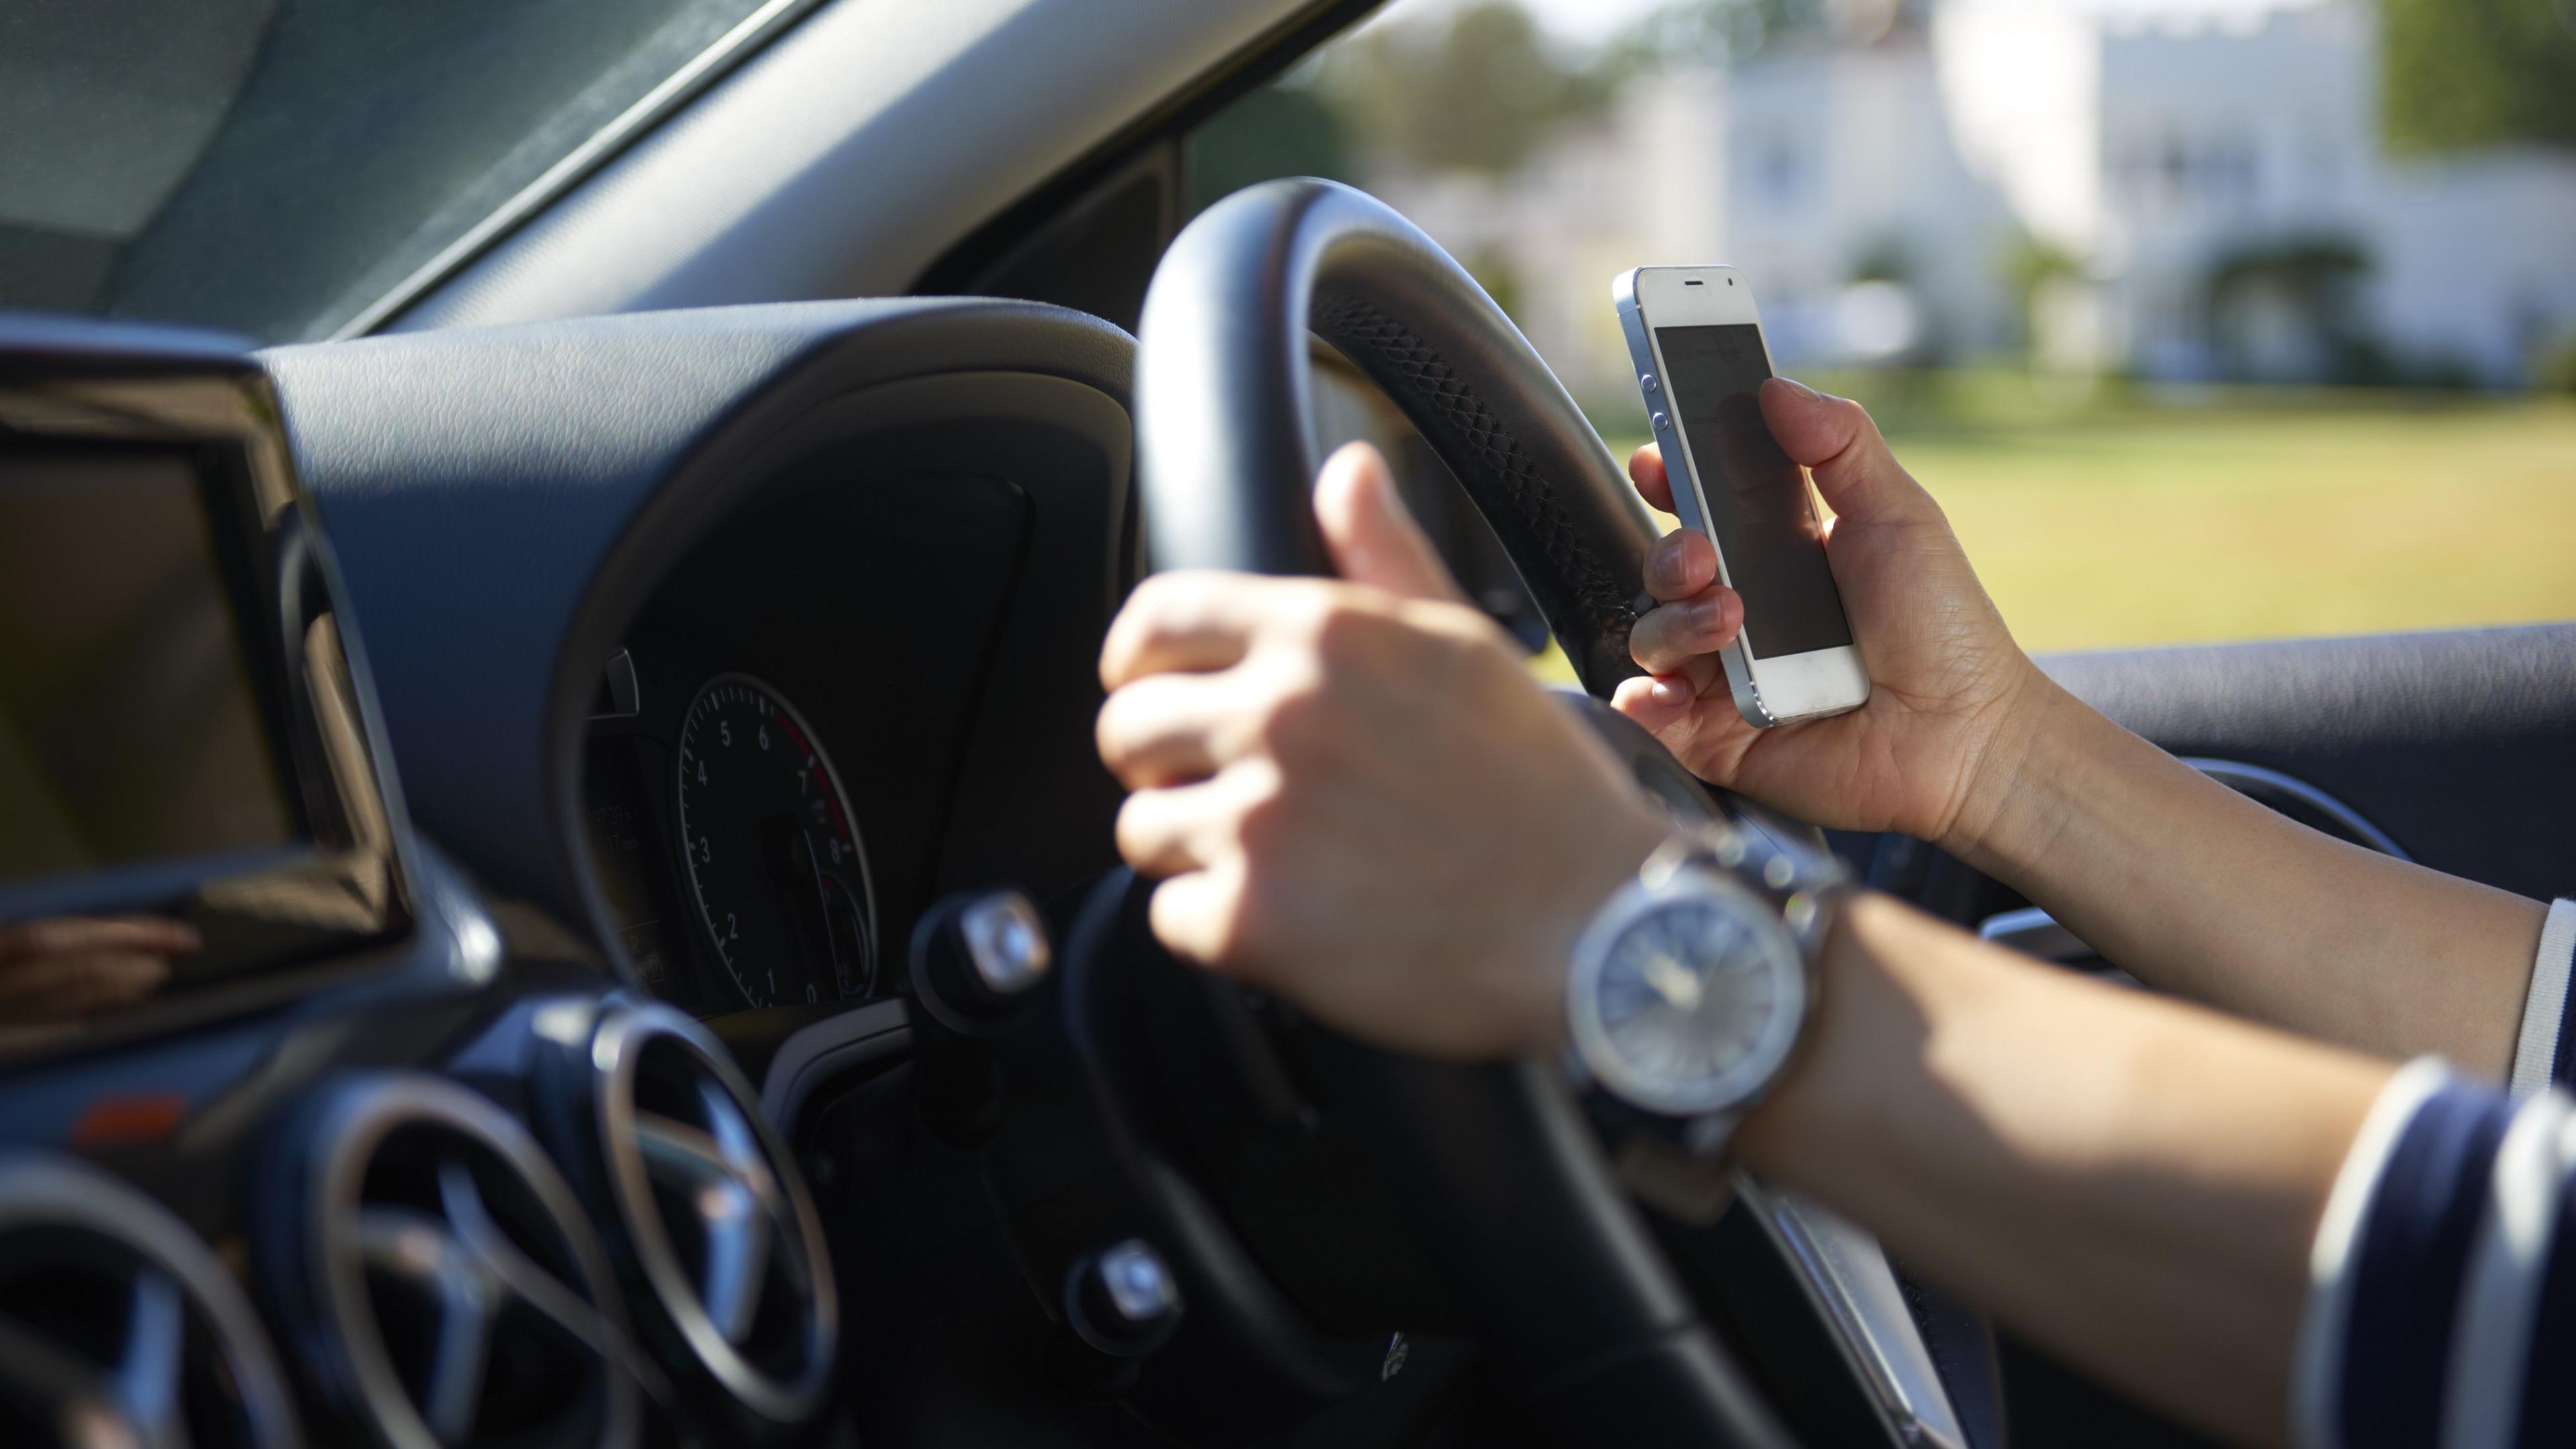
[2292,1059,2576,1449]
[2508,900,2576,1099]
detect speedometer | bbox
[674,674,877,1010]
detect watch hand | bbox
[1640,952,1704,1012]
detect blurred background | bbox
[1189,0,2576,654]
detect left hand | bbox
[1613,380,2047,853]
[1097,443,1668,1060]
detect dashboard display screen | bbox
[0,448,296,885]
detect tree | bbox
[1186,82,1352,209]
[2382,0,2576,153]
[2202,233,2381,383]
[1592,0,1845,83]
[2002,235,2083,351]
[1318,3,1587,176]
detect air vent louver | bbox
[574,1003,837,1426]
[266,1074,639,1449]
[0,1154,301,1449]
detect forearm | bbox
[1950,676,2548,1076]
[1736,893,2392,1448]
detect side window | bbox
[1179,0,2576,655]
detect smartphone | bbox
[1613,266,1868,727]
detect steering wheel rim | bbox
[1133,176,1794,1448]
[1135,178,1662,696]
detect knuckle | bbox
[1093,692,1133,760]
[1112,794,1161,866]
[1835,393,1886,445]
[1305,595,1382,669]
[1206,899,1262,974]
[1252,669,1335,756]
[1231,775,1296,855]
[1191,875,1267,972]
[1629,612,1676,663]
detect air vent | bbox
[263,1074,639,1449]
[568,1003,837,1426]
[0,1153,301,1449]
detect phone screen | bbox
[1653,323,1853,657]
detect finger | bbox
[0,951,169,1018]
[1611,670,1759,782]
[1757,378,1941,528]
[1611,673,1699,739]
[0,916,200,963]
[1313,443,1468,604]
[1101,570,1279,690]
[1643,527,1717,604]
[1147,861,1252,972]
[1627,443,1676,515]
[1114,761,1277,879]
[1628,586,1741,676]
[1097,672,1243,788]
[1116,782,1228,877]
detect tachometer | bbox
[674,674,877,1010]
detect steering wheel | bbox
[1129,178,1826,1447]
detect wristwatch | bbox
[1564,819,1848,1219]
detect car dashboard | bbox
[0,299,1147,1449]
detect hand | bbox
[1097,443,1668,1059]
[1613,378,2049,852]
[0,914,197,1023]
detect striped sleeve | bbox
[2294,1058,2576,1449]
[2508,900,2576,1098]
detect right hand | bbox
[1611,378,2050,852]
[1097,444,1668,1060]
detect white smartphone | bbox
[1613,266,1868,727]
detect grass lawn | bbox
[1603,376,2576,657]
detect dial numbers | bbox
[674,676,878,1011]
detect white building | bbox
[1373,0,2576,395]
[1943,0,2576,384]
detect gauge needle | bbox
[798,829,830,909]
[1640,952,1703,1012]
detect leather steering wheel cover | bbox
[1135,177,1660,696]
[1135,178,1790,1447]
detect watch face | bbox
[1570,869,1807,1117]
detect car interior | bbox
[3,2,2573,1448]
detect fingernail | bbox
[1775,377,1821,404]
[1690,596,1733,635]
[1650,542,1690,593]
[1652,676,1690,706]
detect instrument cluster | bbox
[583,647,881,1018]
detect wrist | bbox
[1937,670,2123,887]
[1935,664,2086,874]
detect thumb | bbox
[1313,442,1468,604]
[1758,377,1943,529]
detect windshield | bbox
[0,0,794,344]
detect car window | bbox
[0,0,794,344]
[1187,0,2576,657]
